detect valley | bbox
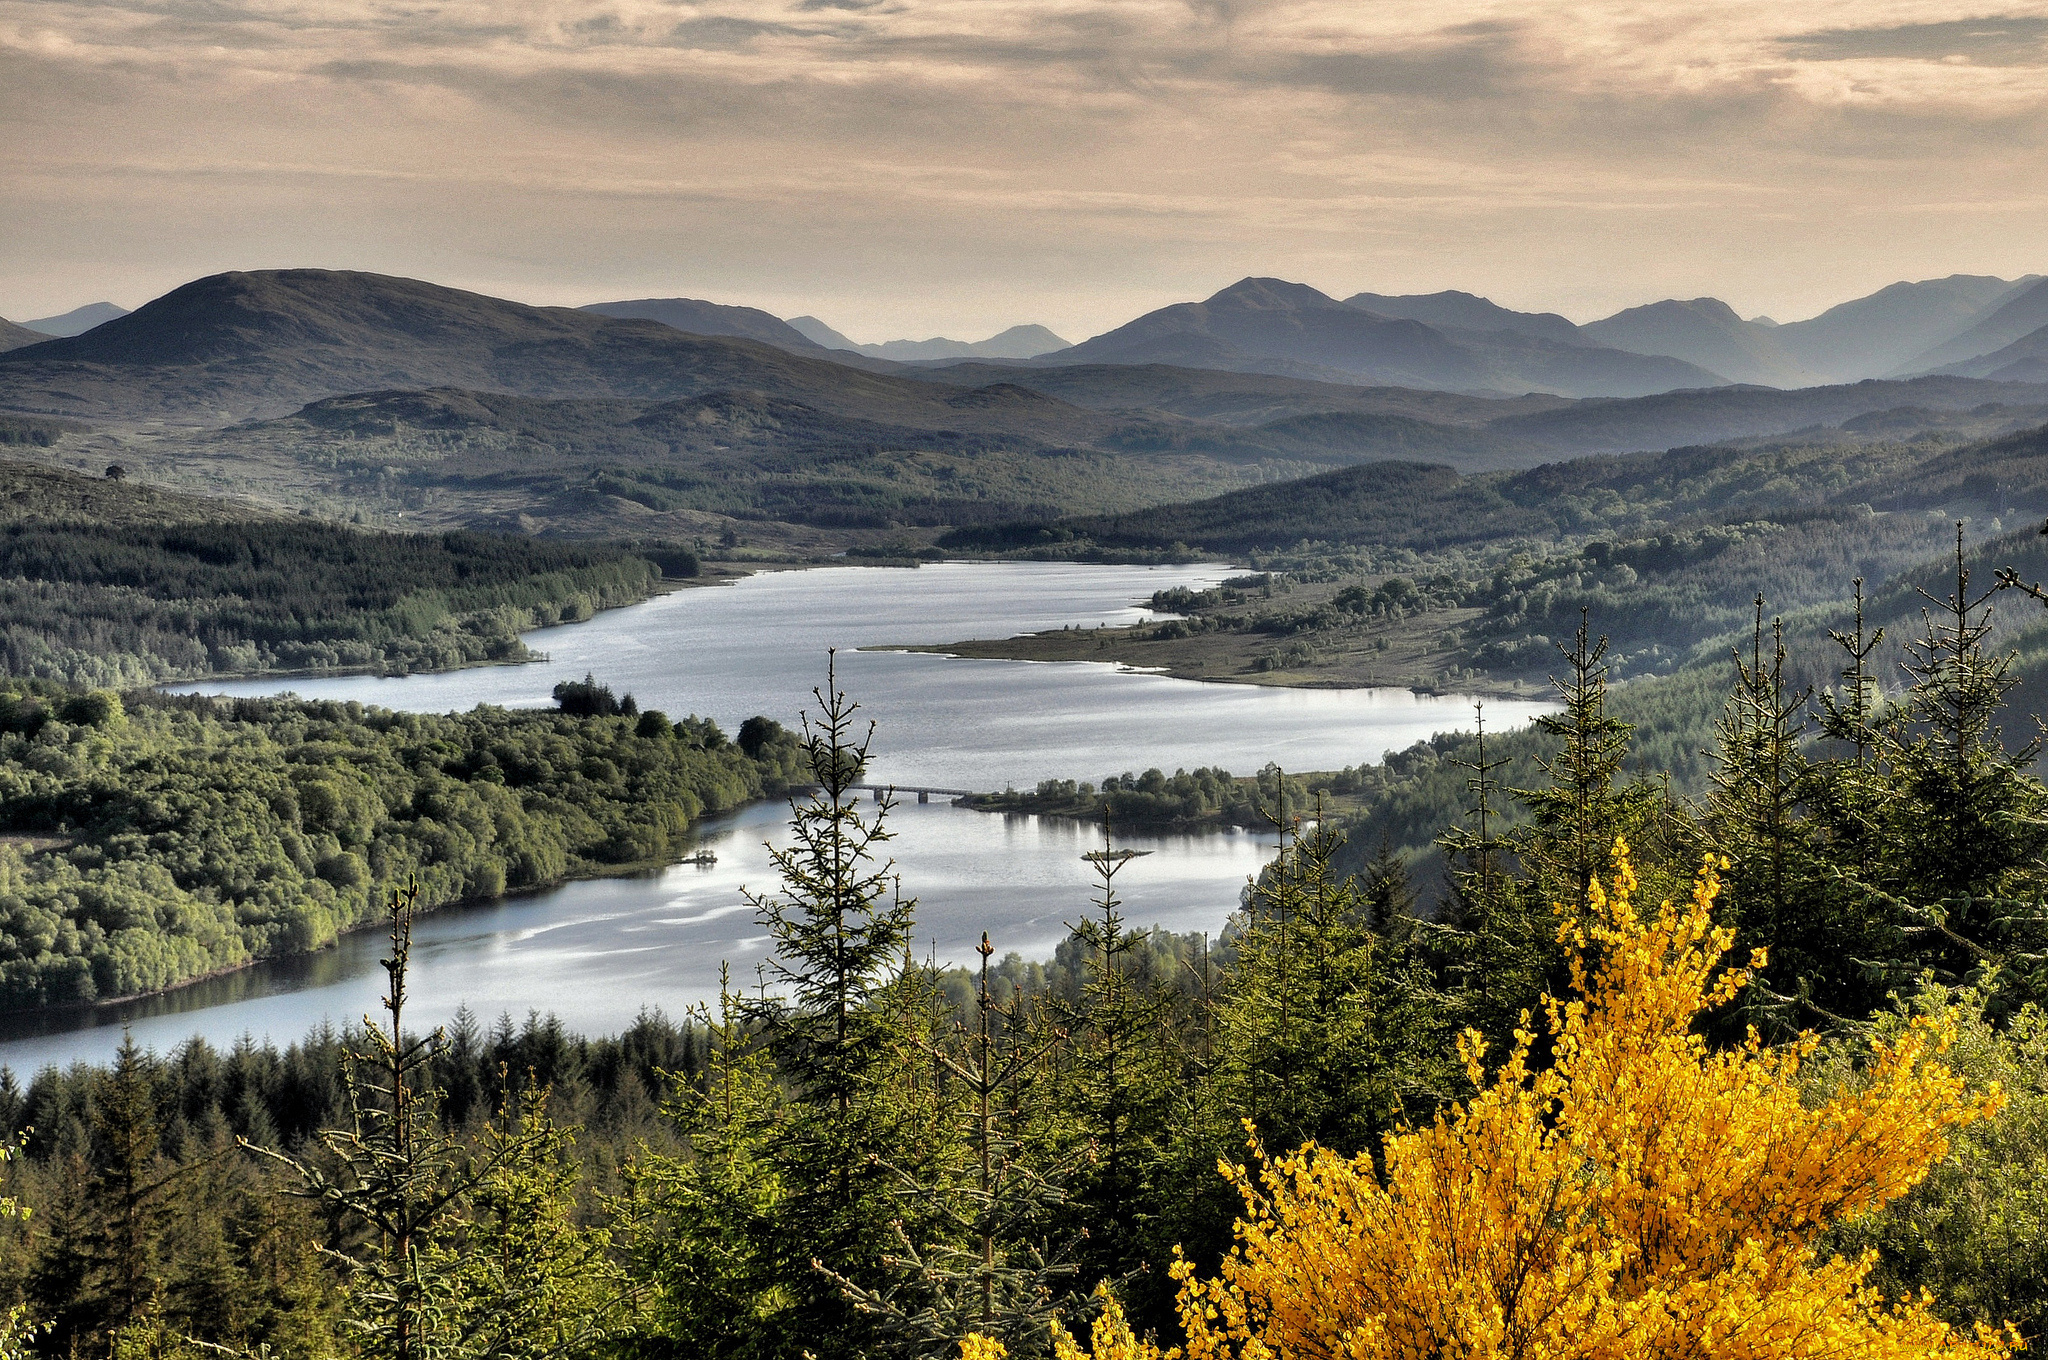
[13,3,2048,1351]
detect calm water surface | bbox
[0,562,1550,1071]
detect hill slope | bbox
[901,361,1575,427]
[579,297,832,353]
[1934,324,2048,383]
[946,416,2048,559]
[1488,375,2048,454]
[0,319,47,353]
[0,457,664,685]
[1772,275,2031,381]
[1899,278,2048,374]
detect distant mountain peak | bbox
[1603,296,1745,325]
[790,320,1073,362]
[1583,296,1813,387]
[1207,277,1350,310]
[23,301,130,337]
[786,315,858,350]
[1055,275,1725,397]
[1343,290,1585,347]
[1897,277,2048,376]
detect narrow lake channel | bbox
[0,561,1553,1071]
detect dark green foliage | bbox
[736,716,785,759]
[1207,810,1439,1157]
[977,764,1317,830]
[553,674,632,718]
[0,517,659,687]
[1511,617,1664,918]
[0,419,83,449]
[826,934,1083,1359]
[0,682,804,1008]
[250,882,599,1360]
[250,882,474,1359]
[735,660,923,1360]
[1052,824,1182,1293]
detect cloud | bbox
[2,0,2047,333]
[1779,14,2048,65]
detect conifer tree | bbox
[436,1075,616,1358]
[0,1136,42,1360]
[1059,818,1178,1289]
[741,654,922,1358]
[616,965,789,1357]
[33,1033,184,1355]
[1515,613,1658,915]
[1832,530,2048,1007]
[1210,807,1433,1159]
[1705,602,1843,1032]
[1432,703,1543,1051]
[828,933,1081,1359]
[1809,577,1892,892]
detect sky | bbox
[3,0,2048,342]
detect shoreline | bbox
[887,627,1546,700]
[0,818,759,1022]
[151,566,750,691]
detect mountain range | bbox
[1571,276,2046,385]
[1046,278,1726,398]
[1046,273,2048,395]
[581,275,2028,390]
[1919,279,2048,379]
[784,317,1072,361]
[5,265,2048,548]
[0,270,1004,423]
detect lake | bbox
[0,561,1552,1071]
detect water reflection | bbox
[0,800,1276,1073]
[9,561,1553,1071]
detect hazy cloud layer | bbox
[3,0,2047,338]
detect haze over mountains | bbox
[1047,273,2048,394]
[1574,276,2046,386]
[21,302,131,338]
[1916,279,2048,379]
[1047,278,1725,398]
[5,264,2048,548]
[784,317,1072,362]
[8,265,2048,410]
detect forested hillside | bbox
[0,682,802,1007]
[0,460,669,685]
[957,420,2048,558]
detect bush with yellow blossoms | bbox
[968,840,2016,1360]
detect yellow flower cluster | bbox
[973,840,2015,1360]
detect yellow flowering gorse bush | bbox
[972,840,2014,1360]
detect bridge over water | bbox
[848,782,977,804]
